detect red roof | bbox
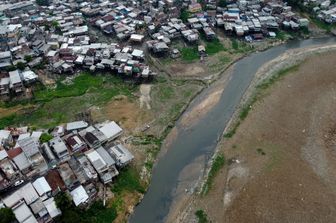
[7,147,23,159]
[45,169,66,192]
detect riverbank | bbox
[170,42,336,223]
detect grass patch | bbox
[309,16,336,32]
[0,114,17,129]
[231,39,239,50]
[168,102,185,119]
[275,30,287,41]
[205,39,226,55]
[180,47,199,62]
[0,72,138,128]
[224,64,300,138]
[202,154,225,195]
[231,39,253,53]
[0,98,32,108]
[133,135,162,146]
[257,64,299,90]
[195,209,209,223]
[157,85,174,101]
[219,56,231,64]
[111,167,145,195]
[34,72,135,103]
[34,72,103,102]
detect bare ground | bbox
[191,51,336,223]
[90,96,152,134]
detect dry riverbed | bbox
[175,47,336,223]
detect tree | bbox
[284,0,304,10]
[55,192,72,211]
[40,133,53,143]
[56,210,82,223]
[36,0,49,6]
[0,207,16,223]
[180,8,190,23]
[24,55,32,63]
[5,65,16,72]
[218,0,227,7]
[51,20,60,28]
[43,23,50,31]
[16,62,26,71]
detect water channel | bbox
[129,37,336,223]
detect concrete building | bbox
[49,136,70,161]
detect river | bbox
[129,37,336,223]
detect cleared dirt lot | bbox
[195,51,336,223]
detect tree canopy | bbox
[180,8,190,23]
[40,133,53,143]
[0,207,16,223]
[218,0,227,7]
[36,0,50,6]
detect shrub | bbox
[0,207,15,223]
[40,133,53,143]
[202,154,225,195]
[195,209,209,223]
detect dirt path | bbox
[190,51,336,223]
[139,84,152,110]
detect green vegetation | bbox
[257,65,299,90]
[0,114,17,129]
[202,154,225,195]
[180,8,190,23]
[24,55,33,62]
[0,72,137,128]
[157,85,174,101]
[195,209,209,223]
[231,39,253,53]
[132,135,162,158]
[36,0,50,6]
[275,30,287,41]
[239,64,299,121]
[199,32,226,55]
[5,65,17,72]
[180,47,199,62]
[217,0,227,7]
[111,167,145,195]
[0,207,15,223]
[310,16,336,32]
[224,64,300,138]
[133,135,162,146]
[205,39,226,55]
[40,132,53,143]
[284,0,304,11]
[16,62,26,71]
[43,23,50,31]
[257,148,266,155]
[223,121,239,138]
[55,192,117,223]
[51,20,60,28]
[180,39,226,61]
[34,73,104,102]
[55,191,72,209]
[132,135,162,172]
[231,39,239,50]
